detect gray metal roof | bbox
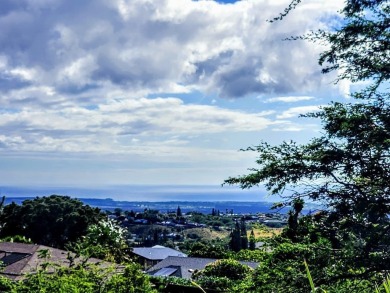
[153,267,178,277]
[147,256,259,279]
[132,245,187,261]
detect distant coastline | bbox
[3,196,320,215]
[0,185,322,214]
[2,196,277,214]
[0,184,276,202]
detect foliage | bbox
[69,218,131,263]
[193,259,254,292]
[229,221,242,252]
[229,220,248,252]
[195,259,253,281]
[141,209,162,224]
[0,195,103,248]
[317,0,390,88]
[186,211,235,228]
[7,262,156,293]
[273,0,389,92]
[176,206,182,217]
[378,277,390,293]
[0,235,32,244]
[149,276,195,292]
[194,276,233,292]
[104,263,157,293]
[279,199,321,246]
[232,249,266,262]
[240,220,248,249]
[226,0,390,283]
[0,275,16,292]
[226,95,390,282]
[238,233,390,293]
[188,239,229,259]
[249,230,256,250]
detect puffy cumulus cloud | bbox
[0,96,273,155]
[0,0,345,184]
[0,0,345,106]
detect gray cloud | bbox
[0,0,345,107]
[0,0,345,165]
[0,73,31,91]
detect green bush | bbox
[8,262,156,293]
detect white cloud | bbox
[0,96,275,154]
[0,0,346,103]
[276,105,322,119]
[265,96,315,103]
[0,0,348,186]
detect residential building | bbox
[147,256,259,279]
[132,245,187,269]
[0,242,108,280]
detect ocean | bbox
[0,185,322,214]
[0,185,275,202]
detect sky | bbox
[0,0,350,194]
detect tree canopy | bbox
[225,0,390,286]
[0,262,156,293]
[273,0,389,90]
[0,195,103,248]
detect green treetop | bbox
[225,0,390,285]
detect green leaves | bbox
[13,263,156,293]
[193,259,254,292]
[0,195,103,248]
[226,0,390,290]
[304,259,316,293]
[69,218,131,263]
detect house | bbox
[132,245,187,269]
[0,242,108,280]
[147,256,259,279]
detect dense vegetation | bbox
[0,263,156,293]
[0,195,103,248]
[224,0,390,291]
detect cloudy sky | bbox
[0,0,349,191]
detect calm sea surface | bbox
[0,185,292,213]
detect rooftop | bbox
[147,256,259,279]
[132,245,187,261]
[0,242,107,280]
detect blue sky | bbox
[0,0,350,194]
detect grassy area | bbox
[249,227,282,239]
[185,227,230,240]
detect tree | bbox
[226,97,390,283]
[176,206,182,217]
[272,0,389,93]
[211,208,216,216]
[15,263,157,293]
[192,259,254,292]
[70,218,131,263]
[282,198,314,243]
[188,240,229,259]
[229,220,249,252]
[0,195,103,248]
[229,221,242,252]
[225,0,390,286]
[114,208,122,217]
[142,209,161,224]
[316,0,389,89]
[249,230,256,250]
[240,219,248,250]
